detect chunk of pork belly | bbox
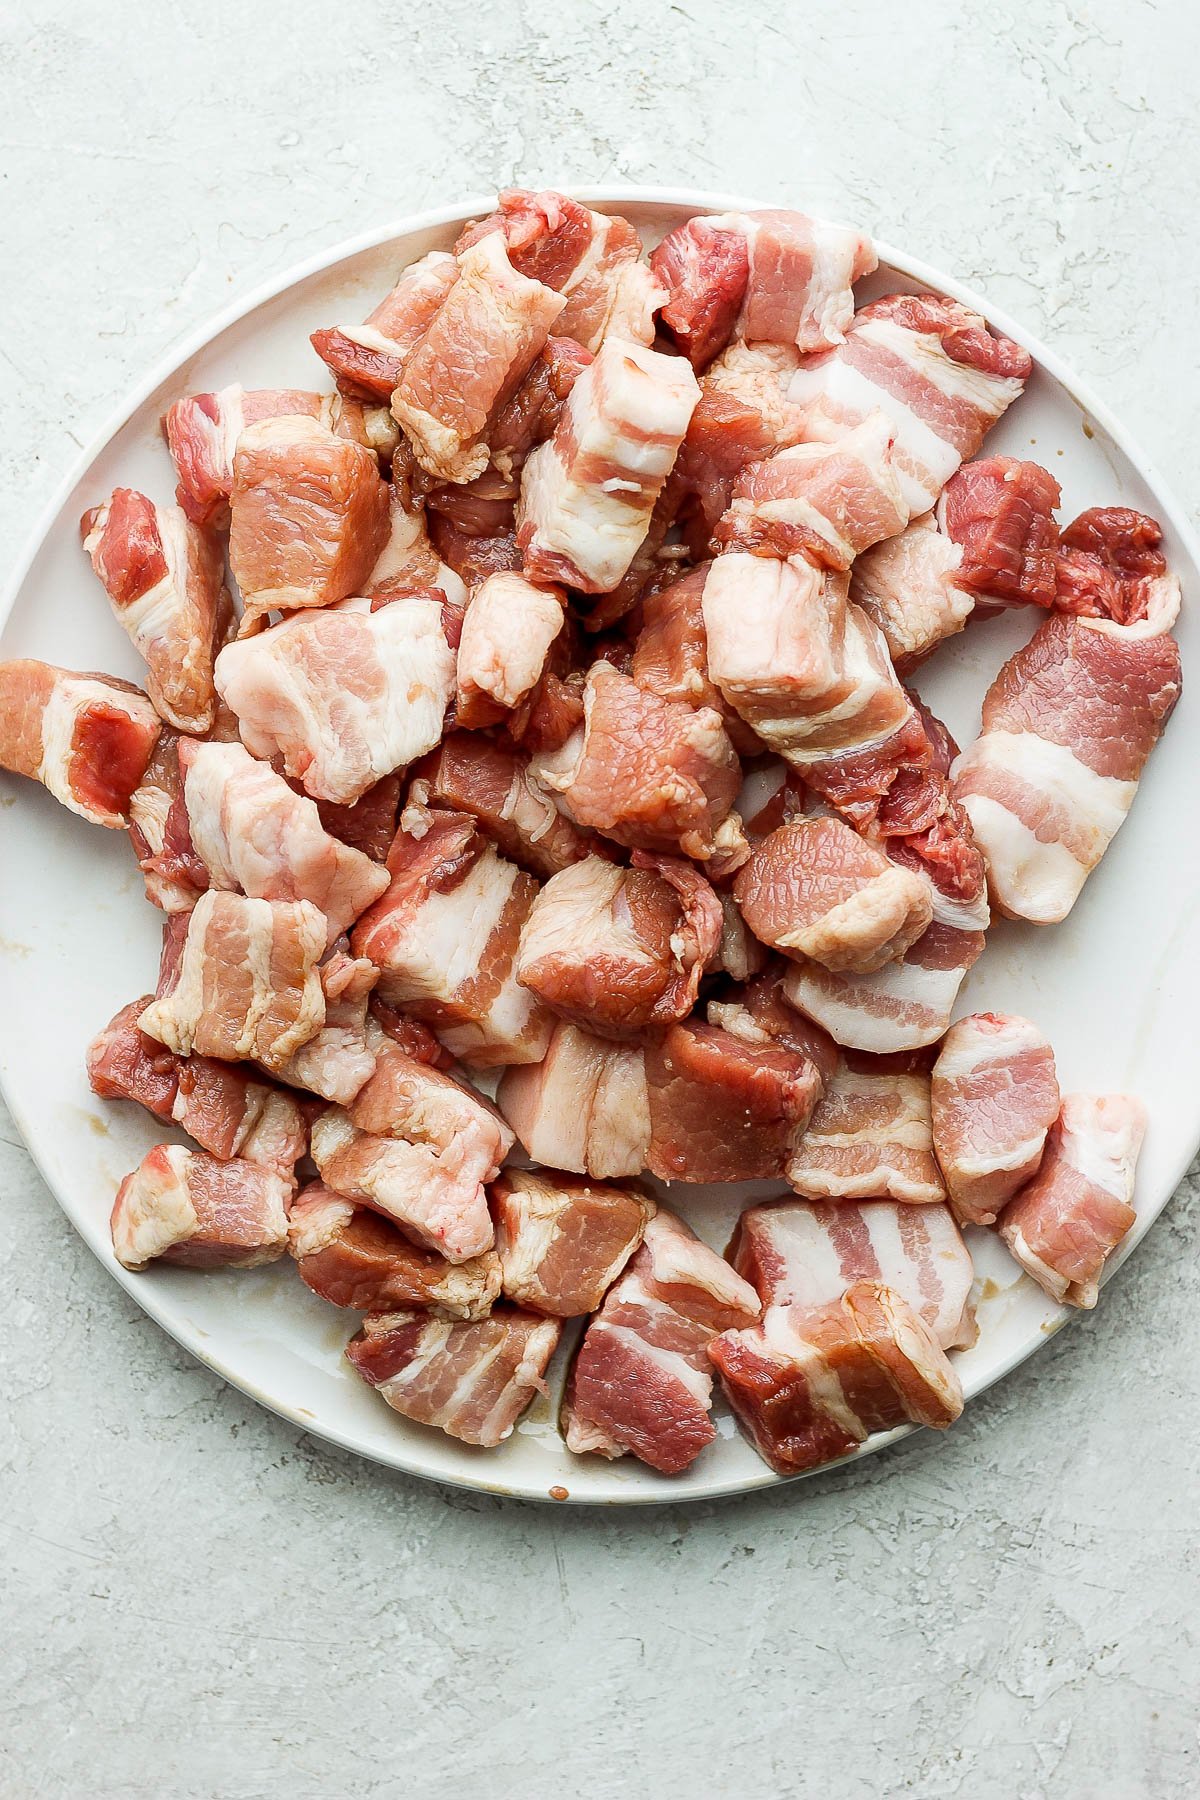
[780,917,985,1054]
[491,1168,654,1317]
[850,511,975,668]
[630,564,757,755]
[937,456,1061,610]
[787,1060,946,1204]
[706,961,839,1090]
[1054,506,1169,622]
[673,342,807,536]
[310,250,460,402]
[650,216,751,370]
[315,773,403,864]
[714,414,907,567]
[565,1209,760,1474]
[81,490,233,734]
[289,1182,501,1318]
[710,1281,962,1476]
[111,1143,293,1272]
[363,483,462,599]
[730,1198,976,1352]
[138,891,327,1073]
[735,816,932,976]
[931,1013,1060,1226]
[455,571,564,728]
[272,946,379,1105]
[998,1094,1145,1308]
[347,1306,561,1447]
[391,232,566,484]
[88,997,307,1172]
[412,734,598,879]
[127,730,210,913]
[368,995,454,1070]
[516,854,721,1041]
[789,294,1032,515]
[497,1020,650,1180]
[716,208,877,352]
[350,810,551,1066]
[517,338,700,594]
[228,415,389,617]
[645,1021,822,1184]
[215,592,455,806]
[532,662,740,861]
[0,660,161,828]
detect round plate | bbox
[1,189,1196,1504]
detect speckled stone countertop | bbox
[2,3,1198,1795]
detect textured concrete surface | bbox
[2,2,1199,1795]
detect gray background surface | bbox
[2,3,1198,1794]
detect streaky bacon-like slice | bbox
[710,1281,963,1475]
[411,733,599,878]
[228,414,390,617]
[781,916,985,1053]
[531,661,740,861]
[516,852,722,1041]
[310,250,460,402]
[730,1198,976,1350]
[347,1305,561,1446]
[272,944,379,1105]
[645,1020,823,1183]
[127,730,210,912]
[497,1020,651,1180]
[937,456,1061,609]
[1054,506,1168,622]
[517,338,700,594]
[787,1059,946,1203]
[111,1143,294,1272]
[138,891,327,1073]
[931,1013,1060,1226]
[998,1094,1145,1308]
[673,342,806,536]
[491,1168,655,1317]
[650,216,751,369]
[81,490,233,734]
[0,660,161,828]
[391,232,566,483]
[455,571,565,729]
[350,810,551,1067]
[215,592,456,806]
[564,1209,761,1474]
[489,337,595,480]
[789,294,1031,514]
[289,1181,501,1318]
[951,571,1182,923]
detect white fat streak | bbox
[789,359,959,514]
[383,842,518,1003]
[112,1144,198,1268]
[496,1183,567,1299]
[338,321,408,358]
[934,1014,1049,1083]
[118,505,194,658]
[760,1307,866,1442]
[518,860,653,980]
[378,1317,455,1401]
[603,1321,713,1409]
[287,1189,357,1259]
[783,955,959,1052]
[459,573,563,710]
[1059,1095,1145,1200]
[855,317,1023,419]
[1002,1225,1071,1305]
[779,608,908,765]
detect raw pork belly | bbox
[999,1093,1145,1308]
[730,1198,976,1351]
[715,414,907,567]
[215,591,456,806]
[937,456,1061,609]
[347,1306,561,1446]
[931,1013,1060,1225]
[88,998,307,1172]
[531,661,740,860]
[497,1020,651,1180]
[710,1282,962,1476]
[1053,505,1169,621]
[787,1060,946,1204]
[565,1209,761,1474]
[228,414,389,617]
[515,853,722,1040]
[455,571,564,728]
[391,232,565,483]
[650,216,752,370]
[111,1143,293,1272]
[288,1181,502,1318]
[491,1168,655,1317]
[81,489,233,734]
[645,1021,824,1184]
[517,338,700,593]
[0,660,161,827]
[126,730,210,912]
[138,891,327,1072]
[952,568,1181,922]
[788,294,1031,514]
[673,342,807,535]
[851,511,976,668]
[351,811,550,1066]
[272,946,379,1104]
[489,337,595,478]
[780,916,985,1054]
[310,250,460,402]
[705,961,840,1089]
[315,773,404,864]
[630,565,741,731]
[412,733,598,878]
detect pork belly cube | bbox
[412,734,598,878]
[787,1059,946,1204]
[531,662,740,861]
[126,730,210,913]
[734,817,932,976]
[998,1094,1145,1309]
[391,231,566,484]
[850,511,976,669]
[288,1181,501,1318]
[81,490,233,735]
[491,1168,655,1317]
[310,250,460,402]
[931,1013,1060,1226]
[88,997,307,1172]
[781,918,985,1055]
[673,342,807,533]
[938,456,1061,609]
[1053,505,1170,622]
[715,414,908,567]
[715,209,877,352]
[650,216,751,370]
[564,1209,760,1474]
[517,338,701,594]
[730,1199,976,1351]
[645,1021,822,1184]
[710,1282,962,1476]
[272,946,379,1105]
[456,571,565,729]
[347,1306,561,1447]
[705,961,840,1088]
[629,564,757,756]
[497,1020,650,1180]
[111,1143,293,1272]
[351,810,551,1067]
[516,854,721,1042]
[0,660,161,828]
[214,592,456,806]
[138,891,327,1073]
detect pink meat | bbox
[272,945,379,1105]
[931,1013,1061,1226]
[673,341,807,535]
[937,456,1061,608]
[714,413,908,566]
[310,250,460,401]
[126,730,211,913]
[496,1020,651,1181]
[724,209,877,351]
[650,216,750,370]
[491,1168,656,1318]
[411,733,600,878]
[1054,506,1168,622]
[110,1143,294,1272]
[787,1059,946,1204]
[850,511,976,669]
[645,1020,824,1184]
[289,1182,501,1319]
[0,659,161,828]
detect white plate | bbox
[2,188,1196,1505]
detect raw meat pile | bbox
[0,193,1182,1482]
